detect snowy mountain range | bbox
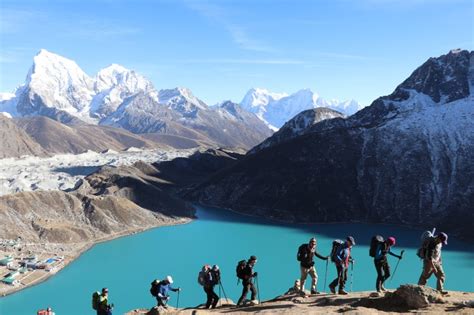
[240,87,362,130]
[0,50,273,149]
[189,49,474,239]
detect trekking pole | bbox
[218,282,222,306]
[177,290,180,309]
[256,275,261,302]
[323,259,329,292]
[390,250,405,282]
[350,262,354,292]
[219,280,229,303]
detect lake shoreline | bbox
[0,216,193,297]
[195,202,472,242]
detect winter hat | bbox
[166,275,174,284]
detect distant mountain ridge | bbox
[0,50,272,149]
[240,87,362,129]
[188,49,474,239]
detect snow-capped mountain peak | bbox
[157,87,208,116]
[16,49,96,122]
[95,64,154,92]
[240,87,363,129]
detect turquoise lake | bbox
[1,205,473,315]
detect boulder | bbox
[389,284,443,309]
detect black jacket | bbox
[241,264,255,282]
[298,244,327,268]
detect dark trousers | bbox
[329,264,348,291]
[156,296,167,307]
[204,285,219,308]
[374,259,390,291]
[237,280,257,305]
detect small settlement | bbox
[0,238,65,296]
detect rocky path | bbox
[127,285,474,314]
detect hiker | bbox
[96,288,113,315]
[296,237,329,294]
[198,265,219,309]
[36,307,55,315]
[237,255,258,305]
[329,236,355,295]
[372,236,402,292]
[418,232,448,294]
[155,276,181,308]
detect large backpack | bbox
[150,279,161,297]
[296,244,307,262]
[369,235,384,257]
[417,230,435,259]
[198,269,208,286]
[330,240,344,263]
[236,260,247,279]
[211,268,221,284]
[92,291,101,310]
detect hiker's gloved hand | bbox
[178,288,182,292]
[398,255,403,260]
[253,272,258,277]
[325,256,330,260]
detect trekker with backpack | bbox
[236,255,258,306]
[418,232,448,294]
[329,236,355,295]
[296,237,329,294]
[152,276,181,308]
[198,265,219,309]
[370,236,403,293]
[92,288,113,315]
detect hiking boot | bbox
[329,284,336,294]
[380,285,387,292]
[438,290,448,295]
[311,289,320,294]
[338,289,349,295]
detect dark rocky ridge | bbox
[186,50,474,240]
[249,107,344,154]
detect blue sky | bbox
[0,0,472,106]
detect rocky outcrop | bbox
[187,50,474,239]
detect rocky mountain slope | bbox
[240,87,362,129]
[15,116,170,154]
[0,162,191,244]
[249,107,344,153]
[0,148,238,243]
[187,49,474,239]
[0,115,47,158]
[0,50,272,149]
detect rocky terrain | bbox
[126,285,474,314]
[0,115,47,158]
[187,49,474,240]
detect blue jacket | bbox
[158,283,178,298]
[335,244,352,267]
